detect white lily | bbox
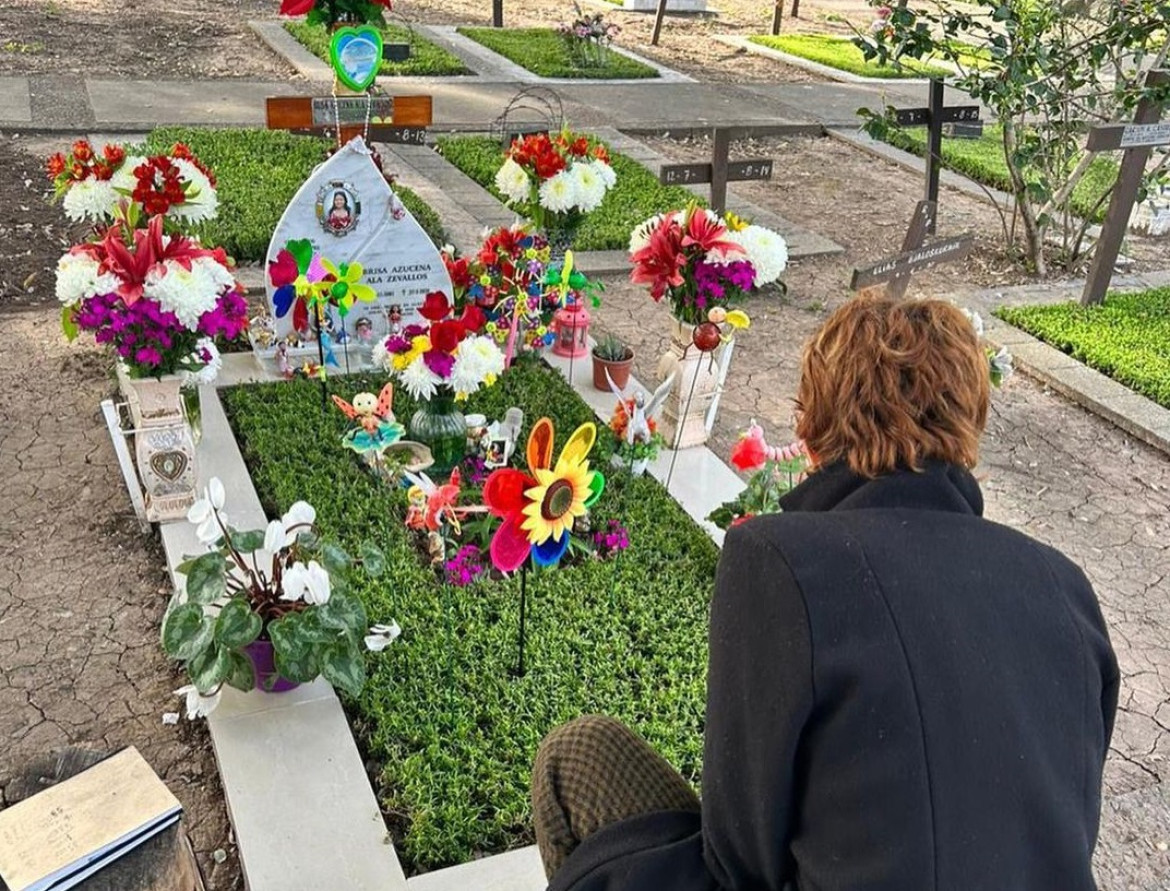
[364,621,402,652]
[263,519,285,553]
[281,561,310,601]
[174,684,221,719]
[280,501,316,546]
[302,560,332,605]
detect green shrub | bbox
[997,287,1170,408]
[878,123,1119,223]
[284,21,472,76]
[221,361,719,870]
[141,128,447,261]
[749,34,951,79]
[457,26,658,79]
[436,135,701,251]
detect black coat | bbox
[550,462,1119,891]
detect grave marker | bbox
[888,78,983,233]
[658,128,773,214]
[1081,69,1169,305]
[850,200,973,298]
[266,94,433,148]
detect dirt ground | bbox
[0,0,868,82]
[0,136,241,889]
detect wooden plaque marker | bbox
[658,127,773,214]
[265,95,433,146]
[851,200,973,298]
[1081,69,1169,306]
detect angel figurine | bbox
[332,382,433,478]
[606,372,675,447]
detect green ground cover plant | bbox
[877,124,1119,223]
[457,26,658,79]
[221,361,718,870]
[142,128,447,262]
[436,135,700,251]
[997,288,1170,408]
[749,34,950,78]
[284,21,472,76]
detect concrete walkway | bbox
[0,70,969,133]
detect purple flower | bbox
[423,349,455,378]
[444,544,487,587]
[592,520,630,559]
[384,335,411,353]
[402,324,427,339]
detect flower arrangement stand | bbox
[115,365,198,523]
[656,318,719,449]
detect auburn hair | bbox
[795,295,990,478]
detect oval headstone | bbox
[264,137,453,346]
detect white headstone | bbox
[263,137,453,347]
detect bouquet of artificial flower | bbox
[57,215,247,380]
[278,0,392,27]
[557,5,620,67]
[372,291,506,401]
[628,205,789,325]
[494,131,616,227]
[164,479,397,718]
[47,140,218,228]
[708,423,808,530]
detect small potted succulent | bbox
[591,332,634,391]
[163,478,400,718]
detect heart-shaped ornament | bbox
[150,450,189,482]
[330,26,383,93]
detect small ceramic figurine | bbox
[250,313,276,348]
[276,341,293,379]
[333,382,398,437]
[354,316,375,344]
[387,304,403,339]
[606,373,675,447]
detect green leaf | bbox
[230,529,267,554]
[215,599,263,649]
[61,304,79,341]
[226,649,256,693]
[161,602,214,661]
[321,541,351,575]
[318,590,368,635]
[182,552,228,605]
[358,542,386,577]
[321,638,367,698]
[189,644,233,692]
[269,613,321,683]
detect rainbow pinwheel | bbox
[268,238,333,333]
[482,418,605,572]
[321,259,376,316]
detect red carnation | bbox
[419,291,451,322]
[429,320,464,353]
[279,0,316,15]
[457,304,486,334]
[71,140,93,162]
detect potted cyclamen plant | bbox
[591,333,634,391]
[163,479,400,718]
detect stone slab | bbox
[407,845,545,891]
[0,77,32,122]
[250,19,335,81]
[86,79,307,126]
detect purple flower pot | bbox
[243,639,300,693]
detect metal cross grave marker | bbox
[889,78,982,234]
[1080,69,1169,306]
[850,200,973,299]
[658,128,774,215]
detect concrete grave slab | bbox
[0,77,32,123]
[407,845,545,891]
[86,79,306,126]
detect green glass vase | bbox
[409,390,467,476]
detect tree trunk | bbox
[1002,119,1047,275]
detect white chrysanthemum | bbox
[62,179,118,222]
[628,213,666,255]
[494,158,532,205]
[590,158,616,189]
[55,252,121,304]
[185,337,222,385]
[450,335,505,394]
[538,170,580,214]
[398,356,441,402]
[571,162,607,213]
[145,256,233,330]
[169,158,219,223]
[729,224,788,286]
[112,155,146,193]
[371,338,394,372]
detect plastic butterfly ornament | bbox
[482,418,605,572]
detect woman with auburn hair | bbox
[532,295,1118,891]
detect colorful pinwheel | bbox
[321,259,376,316]
[482,418,605,572]
[268,238,332,333]
[543,251,602,309]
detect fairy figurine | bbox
[332,382,406,453]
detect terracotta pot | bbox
[592,349,634,391]
[243,639,300,693]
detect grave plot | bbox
[281,20,474,76]
[741,33,949,80]
[450,23,665,80]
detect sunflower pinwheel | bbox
[321,259,376,317]
[268,238,334,332]
[482,418,605,572]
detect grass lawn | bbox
[436,135,700,251]
[998,288,1170,409]
[749,34,951,79]
[141,128,448,263]
[878,123,1119,223]
[222,361,718,870]
[458,27,658,79]
[284,21,472,76]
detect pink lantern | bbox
[552,300,591,359]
